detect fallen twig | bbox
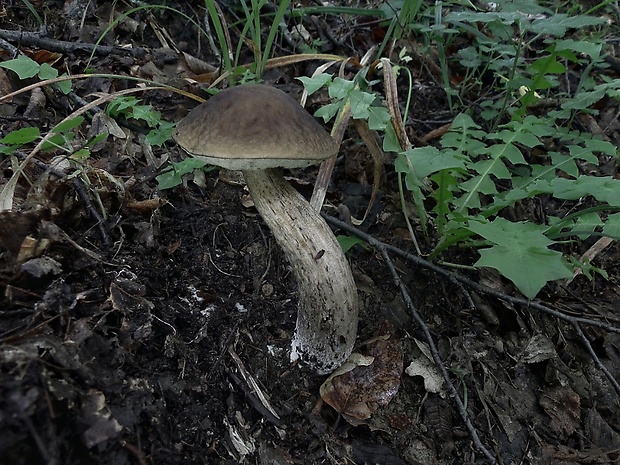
[0,28,157,59]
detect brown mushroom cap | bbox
[173,85,338,170]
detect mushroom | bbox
[173,84,358,374]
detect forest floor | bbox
[1,1,619,465]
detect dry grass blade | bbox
[381,58,411,152]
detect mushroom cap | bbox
[173,84,338,170]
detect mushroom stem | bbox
[242,169,358,374]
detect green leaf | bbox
[366,105,391,131]
[131,105,160,126]
[107,96,140,117]
[0,127,40,145]
[328,77,355,100]
[146,121,175,146]
[383,124,401,152]
[529,14,606,37]
[570,212,604,239]
[552,177,620,207]
[336,235,366,254]
[55,76,72,94]
[85,133,108,148]
[562,85,607,111]
[468,218,572,299]
[528,55,566,76]
[602,213,620,239]
[0,55,40,79]
[52,116,84,133]
[485,143,527,166]
[156,158,209,190]
[397,147,467,180]
[568,257,608,280]
[297,74,332,95]
[349,90,376,120]
[70,148,91,161]
[457,46,482,68]
[41,133,74,152]
[556,39,602,59]
[37,62,58,80]
[314,102,340,123]
[549,146,598,178]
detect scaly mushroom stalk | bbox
[242,169,358,374]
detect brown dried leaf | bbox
[320,327,403,425]
[0,211,42,254]
[539,385,581,439]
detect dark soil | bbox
[1,2,619,465]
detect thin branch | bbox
[323,214,620,335]
[376,243,498,464]
[571,322,620,395]
[322,213,620,462]
[0,28,153,58]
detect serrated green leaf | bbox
[492,129,540,149]
[570,212,603,239]
[328,77,355,100]
[582,137,617,156]
[475,244,572,299]
[383,124,401,152]
[529,14,606,37]
[37,62,58,80]
[349,90,376,120]
[131,106,159,126]
[441,114,487,155]
[468,218,572,298]
[366,105,391,130]
[457,46,482,68]
[552,177,620,206]
[397,147,467,180]
[528,55,566,76]
[41,133,74,152]
[556,39,602,59]
[466,174,498,196]
[444,10,524,25]
[602,213,620,239]
[107,97,140,117]
[146,120,175,146]
[549,144,600,178]
[562,85,606,111]
[0,55,40,79]
[486,143,527,166]
[468,217,552,247]
[156,158,210,190]
[314,102,340,123]
[0,127,40,145]
[297,74,332,95]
